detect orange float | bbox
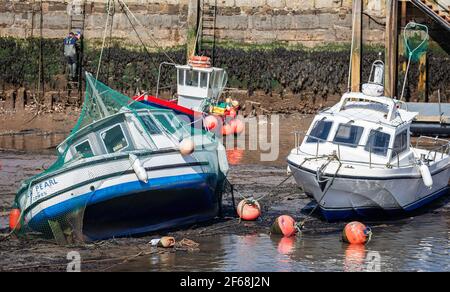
[204,115,218,131]
[271,215,297,237]
[222,123,233,136]
[9,208,21,231]
[342,222,372,244]
[230,119,244,135]
[228,108,237,119]
[236,199,261,221]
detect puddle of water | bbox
[114,212,449,272]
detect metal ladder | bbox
[67,0,86,104]
[198,0,218,66]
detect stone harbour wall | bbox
[0,0,387,47]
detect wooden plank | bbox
[350,0,362,92]
[385,0,399,98]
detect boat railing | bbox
[415,136,450,161]
[294,132,402,169]
[295,132,450,168]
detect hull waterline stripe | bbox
[22,161,210,216]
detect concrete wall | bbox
[0,0,387,47]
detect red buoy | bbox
[271,215,297,237]
[230,119,244,135]
[9,208,21,231]
[237,199,261,221]
[204,115,218,131]
[342,222,372,244]
[222,124,233,136]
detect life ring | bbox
[189,56,212,68]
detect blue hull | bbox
[320,186,450,222]
[29,173,221,240]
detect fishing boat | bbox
[133,56,242,135]
[12,73,229,240]
[287,58,450,221]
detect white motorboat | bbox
[287,59,450,221]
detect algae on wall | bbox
[0,38,448,102]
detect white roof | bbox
[321,92,418,128]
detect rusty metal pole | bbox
[385,0,399,98]
[350,0,362,92]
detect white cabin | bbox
[175,65,227,112]
[300,92,419,167]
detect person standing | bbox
[64,32,79,81]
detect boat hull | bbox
[28,173,220,240]
[20,149,224,240]
[288,160,450,221]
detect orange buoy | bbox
[237,199,261,221]
[342,221,372,244]
[9,208,21,231]
[271,215,297,237]
[228,108,237,119]
[222,124,233,136]
[179,138,195,156]
[230,119,244,135]
[204,115,218,131]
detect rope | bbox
[117,0,176,64]
[297,154,342,230]
[95,0,113,81]
[117,0,163,75]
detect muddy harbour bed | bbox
[0,114,449,272]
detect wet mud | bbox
[0,114,449,272]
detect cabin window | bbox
[74,140,94,158]
[392,130,408,158]
[140,115,162,135]
[333,124,364,147]
[178,69,185,86]
[200,72,208,88]
[306,120,333,143]
[186,70,199,87]
[365,130,391,156]
[101,124,129,153]
[154,114,176,134]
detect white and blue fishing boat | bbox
[287,58,450,221]
[13,73,229,240]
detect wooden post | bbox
[350,0,362,92]
[385,0,399,98]
[15,88,25,111]
[418,53,428,102]
[399,0,407,78]
[187,0,200,62]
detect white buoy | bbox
[129,154,148,183]
[179,138,195,156]
[419,164,433,189]
[287,165,292,175]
